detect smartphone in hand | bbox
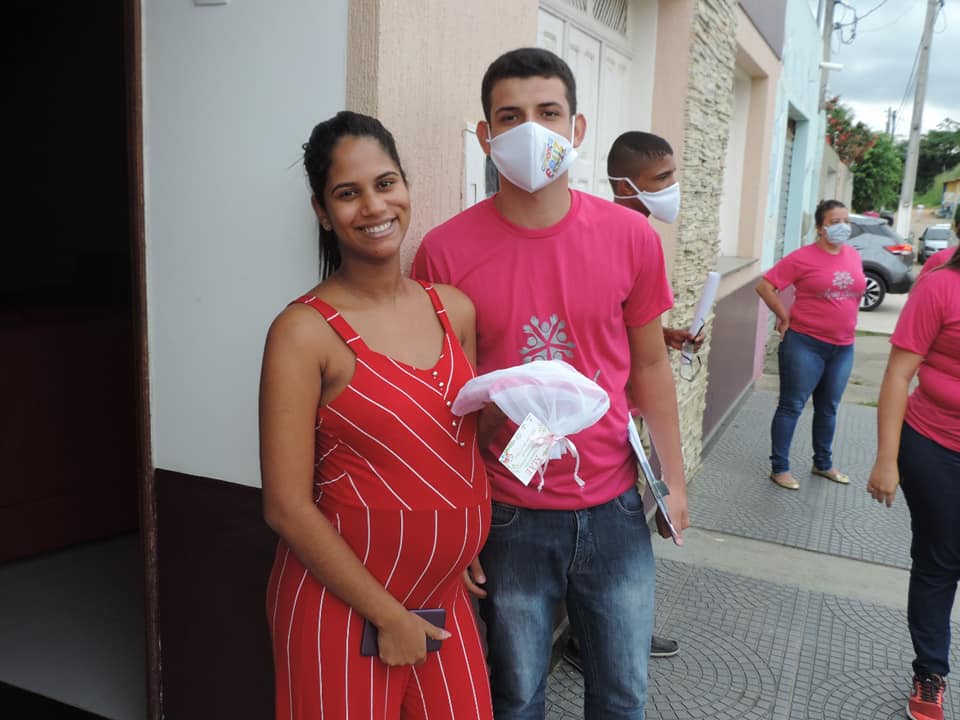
[359,608,447,657]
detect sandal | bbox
[811,467,850,484]
[770,472,799,490]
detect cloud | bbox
[821,0,959,132]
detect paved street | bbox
[545,284,960,719]
[856,290,908,336]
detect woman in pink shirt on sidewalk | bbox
[867,224,960,720]
[756,200,866,490]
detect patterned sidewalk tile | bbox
[688,390,912,569]
[546,559,960,720]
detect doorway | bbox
[1,2,149,717]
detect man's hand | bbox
[462,556,487,598]
[478,403,508,449]
[658,487,689,546]
[663,327,705,352]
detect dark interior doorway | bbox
[1,2,149,716]
[2,1,139,560]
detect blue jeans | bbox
[899,421,960,678]
[479,487,655,720]
[770,329,854,474]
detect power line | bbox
[860,4,916,33]
[895,0,941,239]
[855,0,890,23]
[896,37,923,124]
[833,0,891,43]
[894,1,944,128]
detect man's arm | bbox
[627,318,689,540]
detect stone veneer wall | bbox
[670,0,738,477]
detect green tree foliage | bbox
[916,119,960,195]
[916,163,960,208]
[852,134,903,213]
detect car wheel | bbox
[860,271,886,312]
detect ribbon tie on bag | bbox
[532,433,585,492]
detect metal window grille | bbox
[592,0,627,35]
[557,0,628,36]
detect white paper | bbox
[627,419,680,544]
[687,271,721,342]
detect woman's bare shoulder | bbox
[430,282,475,317]
[265,296,336,355]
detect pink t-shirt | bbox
[919,246,957,278]
[763,243,865,345]
[891,267,960,452]
[412,191,674,510]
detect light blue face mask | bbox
[825,222,852,245]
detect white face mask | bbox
[824,222,852,245]
[609,177,681,224]
[488,119,578,194]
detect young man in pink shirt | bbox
[607,131,704,355]
[413,48,689,720]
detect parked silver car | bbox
[848,214,914,311]
[918,223,958,264]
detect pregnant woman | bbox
[260,111,492,719]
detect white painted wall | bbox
[143,0,348,487]
[626,0,658,134]
[718,68,751,257]
[761,0,824,269]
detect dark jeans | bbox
[479,487,654,720]
[770,329,854,474]
[899,421,960,677]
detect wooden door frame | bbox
[122,1,160,718]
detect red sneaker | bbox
[907,673,946,720]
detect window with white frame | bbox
[538,0,651,200]
[717,67,752,258]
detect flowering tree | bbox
[826,96,902,212]
[825,96,875,165]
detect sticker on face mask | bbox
[541,138,569,178]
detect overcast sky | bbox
[806,0,959,136]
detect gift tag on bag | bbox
[499,412,553,486]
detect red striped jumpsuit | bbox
[266,282,492,720]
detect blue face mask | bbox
[825,222,851,245]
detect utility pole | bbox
[895,0,941,238]
[818,0,836,111]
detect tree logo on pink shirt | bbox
[833,270,854,290]
[823,270,859,300]
[520,314,576,362]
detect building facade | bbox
[2,1,831,717]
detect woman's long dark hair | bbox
[939,246,960,272]
[303,111,407,274]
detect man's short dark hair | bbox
[607,132,674,177]
[481,48,577,122]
